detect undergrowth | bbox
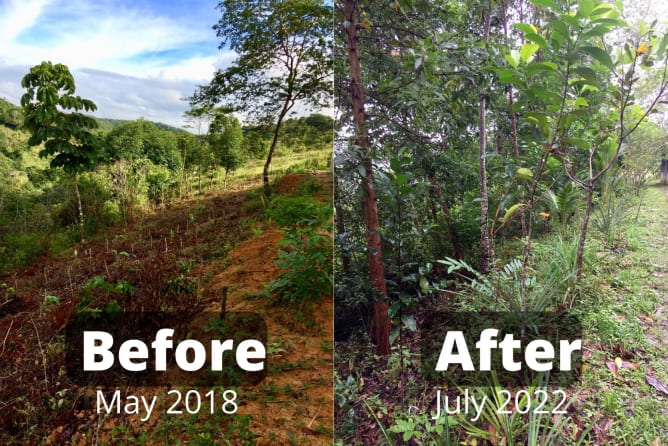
[335,183,668,445]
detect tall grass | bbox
[227,149,332,185]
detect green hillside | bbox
[0,96,332,274]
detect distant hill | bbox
[0,97,186,134]
[95,117,188,134]
[0,98,22,129]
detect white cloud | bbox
[0,0,53,43]
[1,1,218,77]
[73,68,203,128]
[0,0,331,130]
[0,0,228,129]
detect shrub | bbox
[269,229,333,308]
[265,196,329,229]
[266,196,333,309]
[1,233,48,270]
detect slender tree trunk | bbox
[74,173,85,243]
[180,145,188,199]
[479,8,492,274]
[334,175,351,273]
[344,0,390,356]
[428,175,463,260]
[264,103,291,194]
[500,0,519,156]
[479,95,492,273]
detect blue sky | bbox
[0,0,235,129]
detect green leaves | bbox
[503,203,525,225]
[580,46,615,70]
[520,43,541,63]
[526,112,552,138]
[21,61,99,174]
[528,0,560,10]
[195,0,332,119]
[505,50,521,68]
[576,0,595,18]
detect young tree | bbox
[499,0,668,278]
[191,0,333,192]
[208,111,244,188]
[21,61,98,242]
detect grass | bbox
[227,149,331,185]
[570,184,668,443]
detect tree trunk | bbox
[500,0,519,156]
[428,175,463,261]
[344,0,390,356]
[74,173,85,243]
[264,103,291,194]
[180,146,188,199]
[478,10,492,274]
[334,176,351,273]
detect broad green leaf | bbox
[529,0,560,10]
[574,97,589,108]
[591,17,626,27]
[549,19,571,41]
[572,66,598,82]
[528,86,563,105]
[390,156,402,172]
[561,13,580,29]
[498,69,522,84]
[656,34,668,57]
[514,23,538,35]
[503,203,525,224]
[520,42,540,62]
[580,84,599,93]
[639,20,647,36]
[516,168,534,180]
[524,32,549,49]
[580,46,615,69]
[581,25,612,39]
[526,111,551,137]
[617,45,633,64]
[562,136,589,148]
[505,50,520,68]
[396,0,414,10]
[395,173,408,186]
[526,62,559,75]
[592,3,617,16]
[546,156,562,171]
[577,0,595,18]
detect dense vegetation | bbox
[0,94,332,274]
[335,0,668,444]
